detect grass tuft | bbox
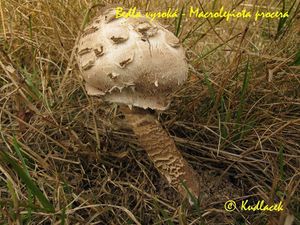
[0,0,299,224]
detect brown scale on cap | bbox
[104,9,118,23]
[93,45,104,57]
[107,72,119,80]
[82,60,94,71]
[78,47,92,56]
[107,26,129,44]
[119,57,134,68]
[133,20,158,38]
[81,26,99,38]
[111,36,127,44]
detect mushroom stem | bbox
[121,106,201,201]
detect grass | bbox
[1,140,54,213]
[0,0,300,224]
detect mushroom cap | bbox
[76,7,188,110]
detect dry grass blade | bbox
[0,0,299,224]
[66,204,142,225]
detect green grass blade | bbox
[220,96,228,140]
[193,32,241,63]
[276,0,286,38]
[212,0,218,10]
[291,50,300,66]
[60,206,66,225]
[160,209,175,225]
[12,137,34,220]
[180,181,201,211]
[276,0,298,39]
[12,137,29,175]
[7,180,18,222]
[204,72,216,104]
[175,5,185,37]
[0,150,55,213]
[232,60,251,142]
[236,59,250,124]
[278,145,285,181]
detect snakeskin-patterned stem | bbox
[122,106,201,201]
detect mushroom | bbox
[76,6,201,202]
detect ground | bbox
[0,0,299,224]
